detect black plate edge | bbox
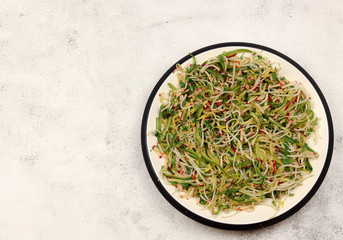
[141,42,334,230]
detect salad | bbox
[153,49,319,215]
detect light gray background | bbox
[0,0,342,239]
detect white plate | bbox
[141,42,333,230]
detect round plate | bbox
[141,42,334,230]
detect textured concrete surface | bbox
[0,0,342,239]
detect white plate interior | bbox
[145,46,329,225]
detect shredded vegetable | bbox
[153,49,319,215]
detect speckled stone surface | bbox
[0,0,342,239]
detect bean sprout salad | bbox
[153,49,319,215]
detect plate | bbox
[141,42,333,230]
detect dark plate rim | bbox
[141,42,334,230]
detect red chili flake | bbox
[159,156,162,158]
[190,64,192,67]
[201,100,204,102]
[268,95,272,102]
[286,117,290,122]
[273,161,276,173]
[209,101,212,105]
[152,145,156,149]
[199,184,204,187]
[216,102,220,107]
[275,148,279,152]
[285,102,291,110]
[292,95,298,103]
[232,147,236,153]
[287,112,290,116]
[259,130,266,135]
[159,93,161,97]
[199,77,202,79]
